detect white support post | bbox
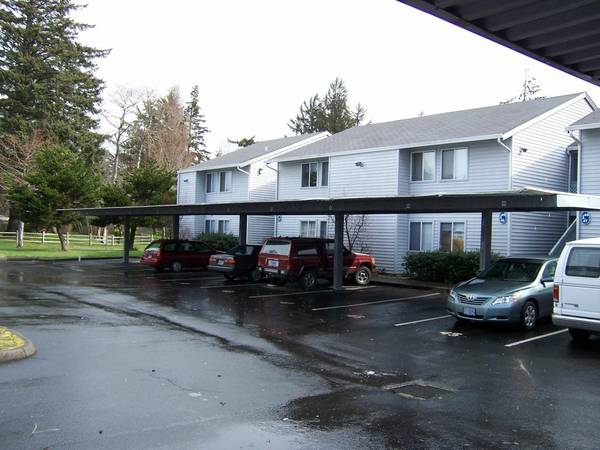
[42,231,46,244]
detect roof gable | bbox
[567,109,600,131]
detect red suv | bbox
[140,239,220,272]
[258,237,376,290]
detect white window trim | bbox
[218,219,231,234]
[439,221,466,252]
[408,221,434,252]
[409,150,436,183]
[440,147,469,181]
[205,219,216,233]
[300,160,328,189]
[319,220,328,238]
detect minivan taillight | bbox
[553,284,559,303]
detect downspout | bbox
[266,161,279,236]
[498,137,512,255]
[568,130,582,239]
[236,165,250,175]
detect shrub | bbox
[403,251,483,284]
[195,232,239,252]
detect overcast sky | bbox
[76,0,600,156]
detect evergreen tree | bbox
[9,145,102,251]
[0,0,109,161]
[185,85,209,161]
[289,78,366,134]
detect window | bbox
[205,219,216,233]
[320,161,329,186]
[218,219,230,233]
[301,161,328,187]
[163,242,177,252]
[260,239,291,256]
[206,171,232,193]
[541,261,557,281]
[300,221,317,237]
[319,220,328,238]
[411,151,435,181]
[193,242,210,252]
[566,248,600,278]
[409,222,433,251]
[440,222,465,252]
[297,246,318,256]
[441,148,468,180]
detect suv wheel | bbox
[299,269,318,291]
[569,328,591,342]
[520,300,537,330]
[171,260,183,273]
[354,266,372,286]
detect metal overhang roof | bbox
[60,188,600,217]
[398,0,600,87]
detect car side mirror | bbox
[541,277,554,285]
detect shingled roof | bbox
[272,93,590,162]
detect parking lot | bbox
[2,259,600,449]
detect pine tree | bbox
[289,78,366,135]
[0,0,109,161]
[185,85,209,161]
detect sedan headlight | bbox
[448,289,457,303]
[492,291,523,305]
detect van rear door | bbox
[559,246,600,320]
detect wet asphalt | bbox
[1,260,600,449]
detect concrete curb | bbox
[0,327,36,363]
[373,276,452,293]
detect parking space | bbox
[3,259,600,448]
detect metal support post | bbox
[172,215,180,239]
[333,212,344,291]
[480,210,492,271]
[123,216,130,264]
[239,214,247,245]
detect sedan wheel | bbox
[299,269,317,291]
[520,300,537,330]
[171,261,183,273]
[248,268,262,283]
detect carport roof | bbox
[270,94,585,162]
[60,187,600,217]
[397,1,600,88]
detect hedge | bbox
[195,232,239,252]
[403,251,484,284]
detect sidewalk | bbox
[372,275,452,292]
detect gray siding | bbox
[329,150,399,197]
[177,172,199,238]
[579,128,600,239]
[510,97,593,254]
[249,161,278,202]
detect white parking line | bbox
[504,329,568,348]
[157,277,224,282]
[249,285,376,299]
[393,314,452,327]
[311,292,441,311]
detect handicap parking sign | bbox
[499,212,507,224]
[582,211,591,225]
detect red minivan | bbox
[258,237,376,290]
[140,239,220,272]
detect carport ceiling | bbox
[397,0,600,87]
[61,189,600,217]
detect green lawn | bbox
[0,240,143,260]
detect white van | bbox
[553,237,600,341]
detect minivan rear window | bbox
[566,247,600,278]
[145,241,161,251]
[260,240,291,256]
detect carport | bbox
[61,187,600,290]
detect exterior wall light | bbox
[355,162,364,167]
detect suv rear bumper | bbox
[552,314,600,332]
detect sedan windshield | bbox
[479,260,542,282]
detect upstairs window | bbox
[206,171,232,193]
[411,151,435,181]
[301,161,328,187]
[441,148,468,180]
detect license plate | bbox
[264,268,278,273]
[463,307,476,317]
[218,260,224,266]
[268,259,279,268]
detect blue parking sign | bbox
[582,211,591,225]
[499,212,507,224]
